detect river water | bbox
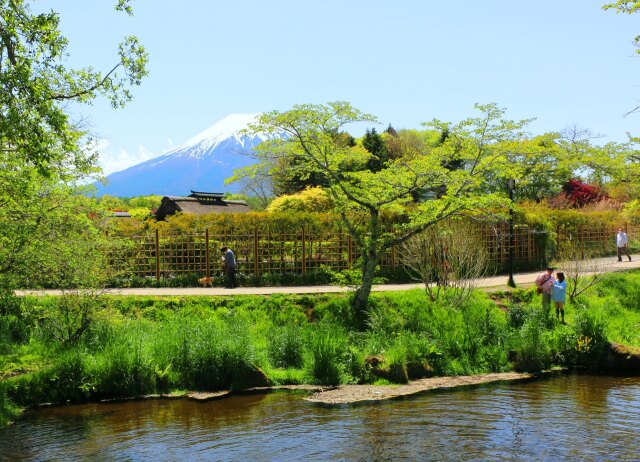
[1,374,640,461]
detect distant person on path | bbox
[552,272,567,323]
[221,246,237,288]
[535,267,555,310]
[617,228,632,262]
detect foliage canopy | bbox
[247,101,534,313]
[0,1,148,292]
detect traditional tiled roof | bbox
[188,191,225,199]
[155,194,250,220]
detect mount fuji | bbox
[93,113,274,197]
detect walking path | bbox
[16,255,640,297]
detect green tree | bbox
[572,130,637,189]
[382,128,432,160]
[480,133,580,202]
[0,0,148,292]
[0,159,111,291]
[248,102,530,316]
[603,0,640,13]
[362,128,388,172]
[0,0,148,173]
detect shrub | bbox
[266,187,332,213]
[41,292,107,344]
[512,307,552,372]
[507,303,528,329]
[382,343,409,383]
[561,178,607,208]
[572,302,608,363]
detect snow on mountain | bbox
[93,113,276,197]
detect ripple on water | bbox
[3,375,640,461]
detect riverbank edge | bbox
[93,370,561,407]
[304,370,557,405]
[6,342,637,426]
[8,371,549,423]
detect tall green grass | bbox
[268,324,304,369]
[511,307,552,372]
[0,381,20,427]
[305,323,347,385]
[6,273,640,427]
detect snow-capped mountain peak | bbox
[94,112,280,197]
[184,113,261,146]
[166,113,268,160]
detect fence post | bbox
[205,229,210,277]
[155,228,160,282]
[254,226,259,277]
[556,224,561,262]
[348,235,353,265]
[391,245,396,273]
[527,227,532,264]
[301,226,306,276]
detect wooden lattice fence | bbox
[555,223,640,258]
[107,221,550,281]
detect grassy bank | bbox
[2,271,640,426]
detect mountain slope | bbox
[94,113,272,197]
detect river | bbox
[1,374,639,461]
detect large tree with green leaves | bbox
[0,0,148,174]
[479,133,582,202]
[0,0,148,292]
[246,102,532,315]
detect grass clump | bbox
[305,323,347,385]
[268,325,305,369]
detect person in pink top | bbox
[535,266,555,310]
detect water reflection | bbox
[2,375,640,461]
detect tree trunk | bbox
[348,209,381,323]
[352,248,379,316]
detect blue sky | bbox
[49,0,639,175]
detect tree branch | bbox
[49,62,121,101]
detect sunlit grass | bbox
[4,272,640,426]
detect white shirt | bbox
[617,231,629,247]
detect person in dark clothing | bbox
[221,246,237,288]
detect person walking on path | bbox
[617,228,632,262]
[535,267,555,310]
[552,272,567,323]
[221,246,237,288]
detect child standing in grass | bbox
[552,272,567,323]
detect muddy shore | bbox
[111,372,540,406]
[304,372,536,404]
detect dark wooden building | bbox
[154,191,250,220]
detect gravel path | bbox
[15,254,639,297]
